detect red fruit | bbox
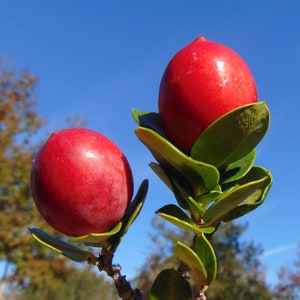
[159,36,258,154]
[30,128,133,236]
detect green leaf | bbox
[149,162,175,192]
[108,179,149,252]
[156,204,214,235]
[195,188,222,209]
[204,166,272,225]
[219,150,256,184]
[222,167,272,222]
[171,180,206,216]
[132,109,166,137]
[29,228,96,263]
[135,126,219,196]
[149,269,192,300]
[174,241,207,288]
[150,163,193,211]
[170,181,191,210]
[196,234,217,285]
[185,196,206,216]
[68,222,122,245]
[191,102,270,167]
[151,163,206,212]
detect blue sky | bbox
[1,0,299,286]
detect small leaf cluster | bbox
[132,102,272,298]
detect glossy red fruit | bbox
[159,36,258,154]
[30,128,133,236]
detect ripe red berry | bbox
[31,128,133,236]
[159,36,258,154]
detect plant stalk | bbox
[95,248,143,300]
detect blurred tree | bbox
[207,222,272,300]
[0,61,116,299]
[133,217,185,298]
[0,60,45,293]
[272,245,300,300]
[134,217,272,299]
[20,264,118,300]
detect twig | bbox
[176,234,208,300]
[177,262,191,280]
[93,248,143,300]
[194,293,207,300]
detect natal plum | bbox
[30,128,133,236]
[159,36,258,154]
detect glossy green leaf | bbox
[149,269,192,300]
[108,179,148,252]
[150,162,173,191]
[156,204,196,232]
[196,234,217,285]
[191,102,270,167]
[118,179,148,232]
[149,162,191,209]
[170,180,191,210]
[222,167,272,222]
[156,204,214,235]
[135,126,219,195]
[152,162,208,212]
[132,109,166,137]
[185,196,206,216]
[219,150,256,184]
[195,188,222,209]
[29,228,96,263]
[204,166,272,225]
[69,222,122,245]
[171,180,206,216]
[174,241,207,287]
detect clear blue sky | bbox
[1,0,299,286]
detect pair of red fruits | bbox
[31,37,258,236]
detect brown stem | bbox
[176,234,209,300]
[194,293,207,300]
[93,248,143,300]
[177,262,191,280]
[177,262,208,299]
